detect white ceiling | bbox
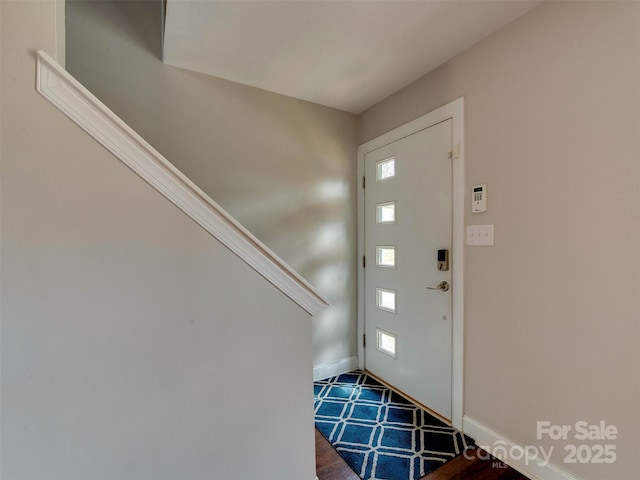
[163,0,541,114]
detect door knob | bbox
[426,281,449,292]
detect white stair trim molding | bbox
[463,415,584,480]
[313,356,359,381]
[35,50,328,316]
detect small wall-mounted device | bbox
[472,184,487,213]
[437,249,449,271]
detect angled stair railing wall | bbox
[35,50,328,316]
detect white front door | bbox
[363,119,453,420]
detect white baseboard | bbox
[462,415,583,480]
[313,356,358,381]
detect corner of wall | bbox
[55,0,65,67]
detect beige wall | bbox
[65,0,360,370]
[5,1,639,479]
[1,2,316,479]
[362,2,639,479]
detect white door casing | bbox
[357,98,464,429]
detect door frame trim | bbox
[357,98,465,429]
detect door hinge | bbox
[362,255,366,268]
[362,176,366,189]
[363,334,366,348]
[449,144,460,159]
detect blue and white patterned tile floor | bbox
[314,371,473,480]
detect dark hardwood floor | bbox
[315,429,530,480]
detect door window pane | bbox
[376,287,397,313]
[376,246,396,268]
[376,202,396,224]
[376,158,395,180]
[377,329,397,358]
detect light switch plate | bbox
[466,225,494,246]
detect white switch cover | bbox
[466,225,494,246]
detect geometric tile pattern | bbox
[314,371,474,480]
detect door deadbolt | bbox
[437,249,449,271]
